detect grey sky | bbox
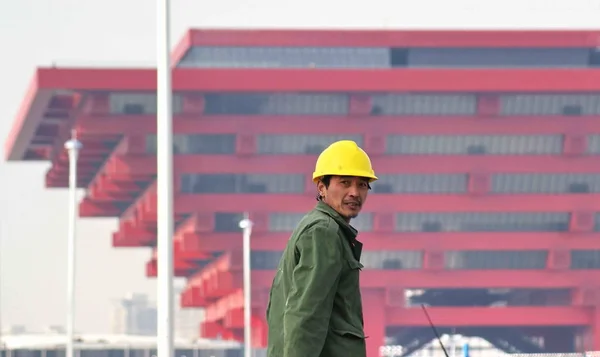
[0,0,599,334]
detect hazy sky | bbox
[0,0,599,334]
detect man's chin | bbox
[345,211,360,220]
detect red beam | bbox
[250,270,600,289]
[88,174,141,201]
[387,307,592,326]
[111,154,600,176]
[180,232,600,252]
[76,115,600,136]
[79,197,122,217]
[202,289,270,322]
[187,29,600,48]
[36,68,600,93]
[145,256,196,278]
[4,78,53,161]
[116,180,157,227]
[174,194,600,214]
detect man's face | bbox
[318,175,370,221]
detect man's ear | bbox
[316,181,325,198]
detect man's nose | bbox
[347,185,360,197]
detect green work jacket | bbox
[266,201,366,357]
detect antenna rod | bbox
[421,304,450,357]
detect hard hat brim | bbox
[312,172,378,183]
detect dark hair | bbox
[315,175,333,201]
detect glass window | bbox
[252,251,283,270]
[109,93,183,114]
[492,173,600,193]
[177,46,390,69]
[268,213,373,232]
[570,250,600,269]
[373,174,468,194]
[177,47,591,69]
[395,212,571,232]
[180,174,305,194]
[203,93,349,115]
[445,250,548,270]
[386,135,564,155]
[257,134,363,155]
[587,135,600,154]
[214,212,244,232]
[371,94,477,116]
[146,134,236,154]
[500,94,600,116]
[408,48,590,68]
[594,213,600,231]
[361,251,422,270]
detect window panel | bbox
[445,250,548,270]
[109,93,182,114]
[500,94,600,116]
[214,212,244,232]
[177,46,390,69]
[371,94,477,116]
[361,251,422,269]
[570,250,600,269]
[594,214,600,231]
[146,134,236,154]
[492,173,600,193]
[257,134,363,154]
[180,174,304,194]
[373,174,468,194]
[268,213,304,232]
[386,135,563,155]
[408,48,590,68]
[252,251,283,270]
[587,135,600,154]
[268,212,373,232]
[177,47,592,69]
[395,213,571,232]
[203,93,348,115]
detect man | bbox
[266,140,377,357]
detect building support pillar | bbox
[363,288,386,357]
[592,307,600,351]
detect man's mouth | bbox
[345,202,361,209]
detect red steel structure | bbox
[5,29,600,357]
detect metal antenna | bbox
[421,304,450,357]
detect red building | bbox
[5,29,600,357]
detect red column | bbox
[363,288,386,357]
[592,307,600,351]
[476,94,499,116]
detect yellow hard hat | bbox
[312,140,378,183]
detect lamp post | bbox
[64,130,82,357]
[156,0,175,357]
[239,213,253,357]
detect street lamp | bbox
[64,130,82,357]
[239,213,253,357]
[156,1,175,357]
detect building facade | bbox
[5,29,600,357]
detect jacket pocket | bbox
[331,328,365,339]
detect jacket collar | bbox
[314,201,358,240]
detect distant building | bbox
[110,291,204,339]
[110,293,156,336]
